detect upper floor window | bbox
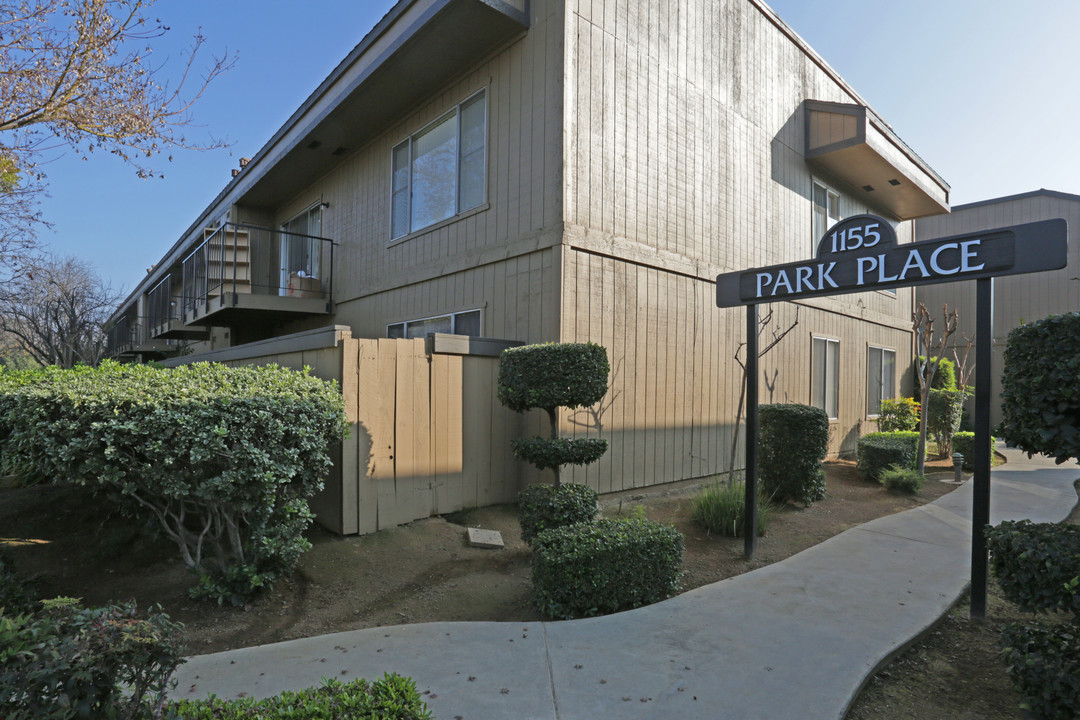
[812,180,840,250]
[391,90,487,240]
[387,308,482,339]
[866,346,896,416]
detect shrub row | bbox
[985,520,1080,617]
[759,403,829,505]
[856,431,919,482]
[517,483,598,545]
[531,519,683,619]
[169,675,432,720]
[0,362,348,605]
[0,601,186,720]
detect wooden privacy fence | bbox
[189,328,526,535]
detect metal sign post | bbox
[718,217,1067,616]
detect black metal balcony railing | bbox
[147,273,178,334]
[181,222,334,321]
[106,315,182,357]
[106,315,135,355]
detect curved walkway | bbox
[172,448,1079,719]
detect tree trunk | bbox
[546,406,560,486]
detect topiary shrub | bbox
[998,312,1080,464]
[531,518,683,619]
[985,520,1080,618]
[0,361,348,605]
[0,601,186,720]
[927,388,966,457]
[878,465,925,494]
[498,343,609,485]
[951,432,995,471]
[856,431,920,482]
[517,482,598,545]
[1000,620,1080,720]
[691,481,770,538]
[169,674,432,720]
[758,403,829,505]
[877,397,920,432]
[915,355,958,391]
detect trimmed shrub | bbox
[927,388,966,457]
[0,362,348,605]
[877,397,920,433]
[856,431,920,482]
[169,674,432,720]
[758,403,829,505]
[951,432,995,471]
[0,601,186,720]
[985,520,1080,617]
[517,482,598,545]
[498,343,610,485]
[878,465,925,494]
[1000,620,1080,720]
[916,355,957,391]
[998,312,1080,464]
[691,481,770,538]
[531,518,683,619]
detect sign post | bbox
[717,216,1067,617]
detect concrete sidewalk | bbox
[172,448,1079,719]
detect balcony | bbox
[147,273,209,340]
[181,223,334,326]
[106,315,179,359]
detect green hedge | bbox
[0,362,348,605]
[758,403,829,505]
[856,431,920,482]
[517,482,598,545]
[497,343,609,413]
[985,520,1080,617]
[998,312,1080,464]
[0,601,186,720]
[531,518,683,619]
[1000,620,1080,720]
[170,675,432,720]
[951,432,995,471]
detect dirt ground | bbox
[2,456,1075,719]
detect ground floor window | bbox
[867,346,896,416]
[812,336,840,420]
[387,309,482,339]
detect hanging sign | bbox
[715,215,1067,307]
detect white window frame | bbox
[812,180,841,252]
[390,89,487,241]
[811,336,840,420]
[866,346,896,417]
[387,308,483,339]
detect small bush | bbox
[916,355,957,391]
[0,601,186,720]
[856,431,920,482]
[985,520,1080,617]
[531,518,683,619]
[691,481,770,537]
[169,674,432,720]
[878,465,925,494]
[517,482,598,545]
[951,432,995,471]
[510,437,608,472]
[1000,620,1080,720]
[927,388,966,456]
[758,403,829,505]
[877,397,920,432]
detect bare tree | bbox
[0,0,234,275]
[0,254,123,367]
[912,303,958,474]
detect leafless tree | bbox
[912,303,958,474]
[0,0,234,276]
[0,254,123,367]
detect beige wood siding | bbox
[915,192,1080,427]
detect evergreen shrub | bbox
[985,520,1080,617]
[517,482,598,545]
[531,518,683,619]
[1000,620,1080,720]
[876,397,920,432]
[758,403,829,505]
[878,465,924,494]
[951,432,995,471]
[998,312,1080,464]
[927,388,966,456]
[0,362,348,605]
[916,355,957,390]
[856,431,920,482]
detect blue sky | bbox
[35,0,1080,291]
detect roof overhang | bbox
[805,100,950,220]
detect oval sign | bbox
[816,214,898,258]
